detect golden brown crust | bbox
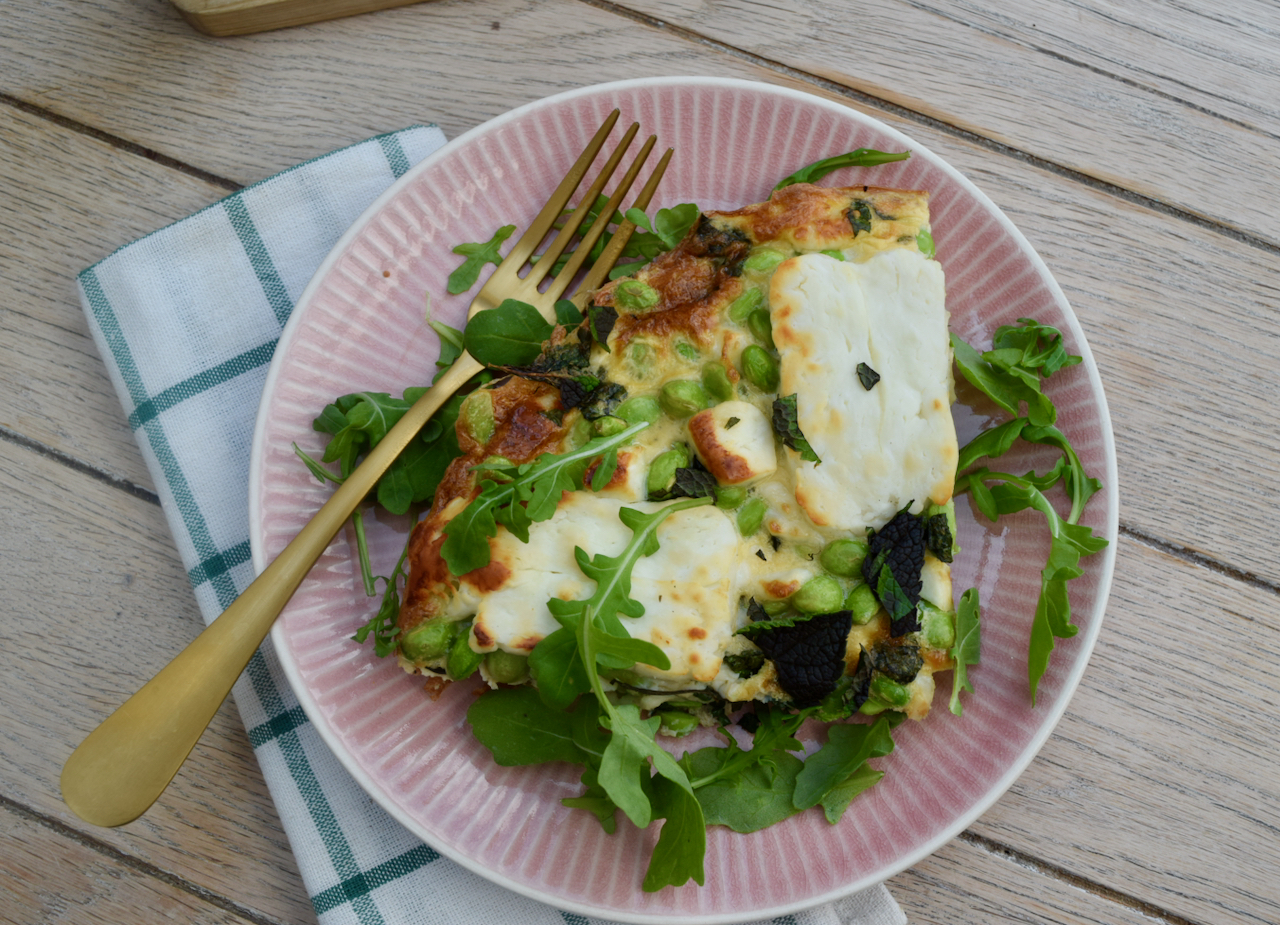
[399,376,569,631]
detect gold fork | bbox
[61,110,673,827]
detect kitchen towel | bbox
[77,124,907,925]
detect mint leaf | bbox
[949,588,981,715]
[774,149,911,189]
[463,298,555,367]
[448,224,515,294]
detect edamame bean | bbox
[727,288,763,323]
[485,650,530,685]
[919,602,957,649]
[564,414,592,450]
[675,340,701,362]
[916,228,936,258]
[399,619,454,662]
[659,379,710,418]
[820,538,869,577]
[739,345,780,392]
[459,389,495,445]
[845,583,880,625]
[870,674,911,709]
[657,710,700,736]
[447,628,484,680]
[761,599,791,617]
[701,362,734,402]
[615,279,660,310]
[747,309,775,350]
[792,575,844,614]
[737,497,768,536]
[714,485,747,510]
[615,395,661,425]
[744,248,786,273]
[592,415,628,437]
[646,445,690,498]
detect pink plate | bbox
[249,77,1118,923]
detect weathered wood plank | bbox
[889,835,1177,925]
[605,0,1280,245]
[973,535,1280,925]
[0,437,313,925]
[955,0,1280,138]
[0,803,263,925]
[0,803,264,925]
[0,104,229,491]
[7,66,1280,588]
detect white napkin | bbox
[77,125,907,925]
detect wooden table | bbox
[3,1,1278,922]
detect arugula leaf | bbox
[643,774,707,891]
[466,686,585,766]
[351,535,410,657]
[951,333,1055,426]
[792,716,894,810]
[689,748,804,833]
[428,316,466,383]
[774,149,911,189]
[447,224,515,294]
[463,298,556,367]
[957,468,1107,702]
[439,421,649,576]
[949,588,981,715]
[819,764,884,824]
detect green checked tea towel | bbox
[77,126,907,925]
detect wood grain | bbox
[0,803,261,925]
[0,105,230,492]
[975,535,1280,925]
[3,0,1280,587]
[606,0,1280,246]
[889,835,1175,925]
[4,0,1280,922]
[0,436,313,925]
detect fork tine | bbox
[481,110,619,291]
[522,121,641,292]
[543,133,657,301]
[569,146,675,304]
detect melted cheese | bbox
[770,250,957,532]
[469,493,744,689]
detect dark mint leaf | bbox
[774,149,911,189]
[750,611,853,707]
[771,394,821,463]
[723,648,765,678]
[463,299,555,367]
[668,465,719,500]
[871,641,923,683]
[926,513,954,564]
[724,416,741,429]
[848,200,874,235]
[588,304,618,351]
[862,508,926,634]
[856,362,881,390]
[448,224,516,294]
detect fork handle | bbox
[61,352,485,827]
